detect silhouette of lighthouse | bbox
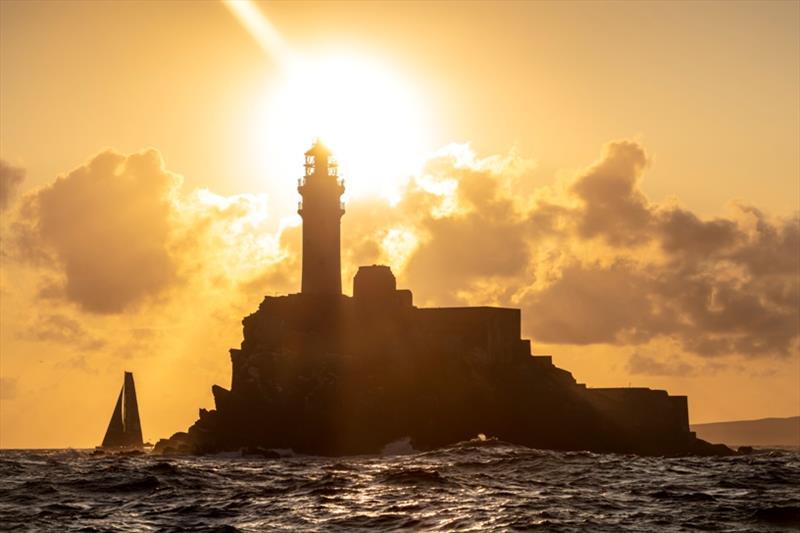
[298,140,345,295]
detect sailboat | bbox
[100,371,144,449]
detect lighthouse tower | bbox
[298,140,345,295]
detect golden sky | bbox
[1,0,798,448]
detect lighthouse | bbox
[298,140,345,295]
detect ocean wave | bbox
[0,445,798,532]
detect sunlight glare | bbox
[225,0,432,202]
[258,53,431,201]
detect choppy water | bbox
[1,440,798,532]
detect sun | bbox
[255,52,432,202]
[224,0,432,202]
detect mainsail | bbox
[101,372,144,449]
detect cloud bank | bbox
[6,141,798,362]
[337,141,799,359]
[519,142,798,358]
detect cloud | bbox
[12,150,182,313]
[520,244,798,358]
[538,143,798,357]
[366,140,799,359]
[19,313,106,351]
[6,141,798,365]
[0,160,25,210]
[4,146,293,384]
[522,261,661,345]
[374,148,533,305]
[570,141,652,246]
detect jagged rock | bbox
[212,385,230,411]
[153,431,194,455]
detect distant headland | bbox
[692,416,800,448]
[154,141,733,457]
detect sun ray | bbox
[223,0,432,200]
[222,0,294,68]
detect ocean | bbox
[1,439,798,532]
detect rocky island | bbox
[154,141,731,457]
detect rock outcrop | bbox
[154,266,731,457]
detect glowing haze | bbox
[0,0,797,448]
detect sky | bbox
[0,0,798,448]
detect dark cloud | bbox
[12,150,181,313]
[400,157,531,305]
[657,207,739,256]
[388,140,799,358]
[522,261,664,345]
[570,141,652,246]
[522,254,798,357]
[0,160,25,210]
[725,205,800,277]
[517,142,798,357]
[405,214,529,305]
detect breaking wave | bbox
[0,441,798,532]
